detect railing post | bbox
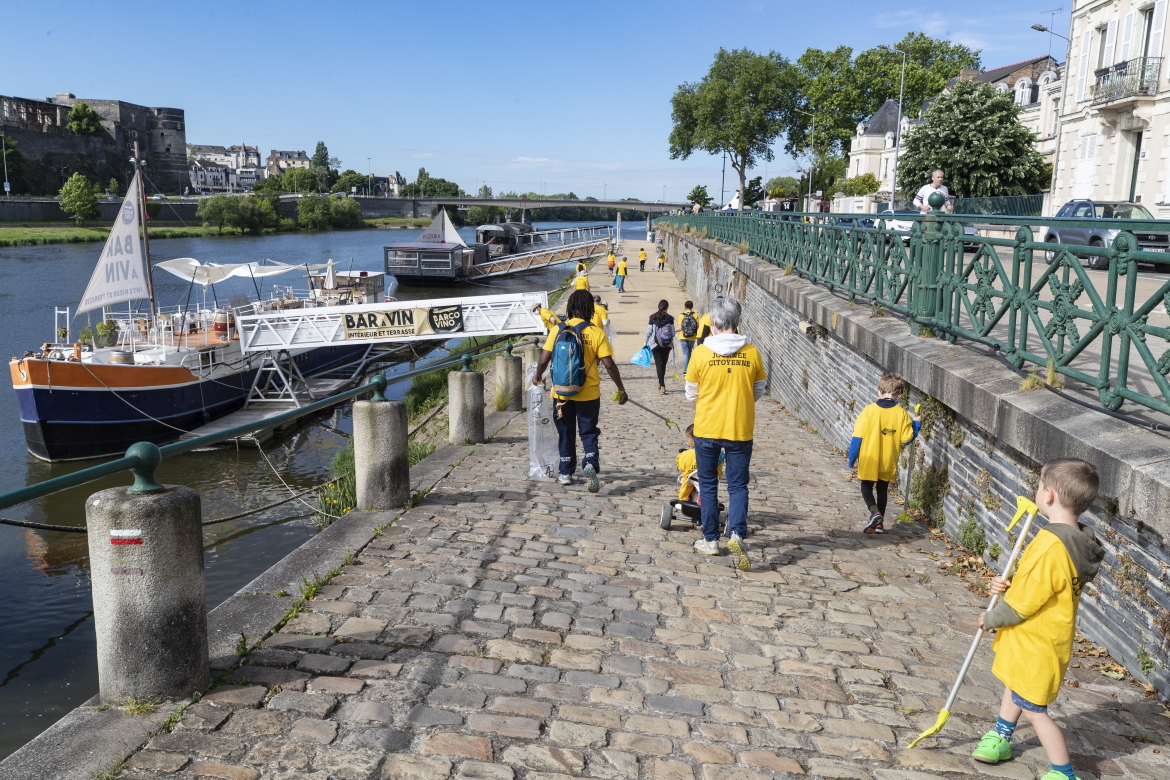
[86,443,208,703]
[496,345,524,412]
[449,365,485,444]
[914,191,945,335]
[353,392,410,510]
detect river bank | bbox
[0,217,435,248]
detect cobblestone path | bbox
[118,244,1170,780]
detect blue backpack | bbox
[550,321,590,396]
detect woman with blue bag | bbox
[644,300,675,394]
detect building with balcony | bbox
[1050,0,1169,212]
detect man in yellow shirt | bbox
[531,290,628,491]
[638,248,647,271]
[532,304,559,332]
[972,459,1104,780]
[685,297,766,569]
[590,295,609,330]
[615,257,628,292]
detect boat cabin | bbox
[383,242,489,282]
[476,222,540,256]
[307,269,386,304]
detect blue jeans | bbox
[695,437,753,541]
[679,339,695,373]
[552,397,601,475]
[616,274,626,292]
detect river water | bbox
[0,220,647,759]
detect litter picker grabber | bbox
[613,392,682,434]
[907,495,1040,749]
[894,405,921,527]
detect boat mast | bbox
[133,141,157,318]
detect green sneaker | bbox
[1038,772,1080,780]
[971,732,1013,764]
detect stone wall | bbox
[661,225,1170,699]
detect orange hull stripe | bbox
[10,359,198,389]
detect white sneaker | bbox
[558,474,573,486]
[583,464,600,493]
[728,533,750,571]
[693,539,719,556]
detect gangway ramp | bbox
[236,292,547,353]
[469,239,610,279]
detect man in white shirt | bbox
[914,169,953,213]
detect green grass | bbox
[364,217,432,229]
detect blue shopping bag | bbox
[630,345,653,367]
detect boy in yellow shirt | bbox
[972,459,1104,780]
[638,248,647,271]
[847,372,919,534]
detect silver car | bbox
[878,209,980,250]
[1042,199,1170,269]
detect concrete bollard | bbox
[86,454,208,703]
[353,399,410,510]
[495,353,523,412]
[449,368,485,444]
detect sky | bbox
[7,0,1072,204]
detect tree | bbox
[66,102,103,135]
[296,197,332,230]
[765,176,799,197]
[329,197,363,228]
[686,185,712,206]
[59,173,99,224]
[1,135,27,194]
[742,177,765,207]
[282,167,318,193]
[311,142,331,169]
[107,177,119,196]
[467,205,504,225]
[670,48,799,212]
[896,79,1048,199]
[401,171,461,198]
[477,184,493,199]
[332,170,369,195]
[841,173,881,196]
[196,194,239,233]
[786,33,981,159]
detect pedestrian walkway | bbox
[117,243,1169,780]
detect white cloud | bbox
[511,156,552,163]
[410,153,436,159]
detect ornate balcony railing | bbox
[1091,56,1162,105]
[657,207,1170,420]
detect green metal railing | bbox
[659,196,1170,418]
[0,338,537,515]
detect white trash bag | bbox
[526,364,559,478]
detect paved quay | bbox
[116,242,1170,780]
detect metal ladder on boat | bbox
[243,350,317,408]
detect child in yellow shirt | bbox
[656,252,665,271]
[972,459,1104,780]
[847,372,919,534]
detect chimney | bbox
[958,69,979,82]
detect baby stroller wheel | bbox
[660,503,673,530]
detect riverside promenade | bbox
[113,240,1169,780]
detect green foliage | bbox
[0,135,27,194]
[897,79,1048,198]
[229,195,278,235]
[66,102,103,135]
[910,458,950,527]
[316,446,356,528]
[1137,645,1157,676]
[297,197,331,230]
[988,543,1002,561]
[687,185,712,206]
[196,194,238,233]
[330,197,363,228]
[332,169,370,195]
[742,176,765,206]
[841,173,880,197]
[467,204,504,225]
[766,176,799,198]
[58,173,99,224]
[670,47,799,210]
[401,167,461,197]
[310,141,331,170]
[409,439,436,466]
[957,517,987,556]
[786,32,981,159]
[107,177,119,195]
[282,167,318,193]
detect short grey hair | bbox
[709,296,741,332]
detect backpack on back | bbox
[680,312,699,339]
[550,322,590,396]
[654,320,675,348]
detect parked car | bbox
[150,194,167,201]
[1042,199,1169,269]
[832,216,876,238]
[878,209,918,244]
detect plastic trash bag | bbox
[631,345,653,367]
[603,319,618,352]
[526,364,559,478]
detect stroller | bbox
[660,450,727,535]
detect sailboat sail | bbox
[417,208,467,246]
[77,171,150,315]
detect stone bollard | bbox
[449,358,485,444]
[353,394,410,510]
[86,442,208,703]
[495,351,523,412]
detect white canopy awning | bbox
[155,258,305,287]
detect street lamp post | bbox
[796,108,817,211]
[1,129,9,199]
[1033,23,1073,207]
[878,45,908,208]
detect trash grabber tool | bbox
[907,495,1040,749]
[613,392,682,433]
[894,404,921,527]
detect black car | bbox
[1043,199,1170,269]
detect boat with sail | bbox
[9,148,380,462]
